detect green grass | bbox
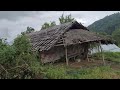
[92,52,120,63]
[38,64,120,79]
[29,52,120,79]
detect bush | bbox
[0,34,43,79]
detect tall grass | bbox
[37,52,120,79]
[40,65,120,79]
[92,52,120,63]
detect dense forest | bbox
[88,12,120,47]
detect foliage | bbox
[13,34,31,55]
[112,29,120,46]
[88,13,120,46]
[40,65,120,79]
[92,52,120,63]
[0,33,43,79]
[59,14,75,24]
[88,12,120,35]
[21,26,35,35]
[0,39,16,68]
[41,21,56,30]
[41,13,75,30]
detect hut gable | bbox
[28,21,88,51]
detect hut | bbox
[27,21,113,65]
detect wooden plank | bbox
[99,41,106,65]
[65,46,68,66]
[63,37,69,66]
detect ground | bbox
[37,52,120,79]
[41,58,120,79]
[55,59,120,70]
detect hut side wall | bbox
[40,46,65,63]
[40,43,89,63]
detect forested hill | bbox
[88,12,120,35]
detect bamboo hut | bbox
[27,21,113,65]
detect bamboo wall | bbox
[40,43,89,63]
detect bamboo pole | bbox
[99,41,106,65]
[63,37,69,66]
[87,52,89,62]
[65,46,68,66]
[97,44,100,58]
[87,44,89,62]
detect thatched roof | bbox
[27,21,112,51]
[64,29,112,45]
[27,21,88,51]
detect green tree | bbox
[112,29,120,47]
[21,26,35,35]
[41,21,56,30]
[41,13,75,30]
[88,12,120,35]
[26,27,35,34]
[13,34,31,55]
[59,14,75,24]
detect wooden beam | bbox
[54,44,64,46]
[99,41,106,66]
[65,46,68,66]
[63,37,69,66]
[97,43,100,58]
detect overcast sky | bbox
[0,11,120,43]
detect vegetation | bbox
[41,14,75,30]
[40,52,120,79]
[41,65,120,79]
[0,29,43,79]
[88,12,120,35]
[1,37,120,79]
[88,12,120,47]
[112,29,120,46]
[92,52,120,63]
[41,21,56,30]
[1,13,120,79]
[59,14,74,24]
[1,33,120,79]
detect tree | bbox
[59,14,75,24]
[41,21,56,30]
[26,27,35,34]
[21,26,35,35]
[41,13,75,30]
[88,12,120,35]
[112,29,120,47]
[13,34,31,55]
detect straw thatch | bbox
[27,21,88,51]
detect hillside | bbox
[88,12,120,35]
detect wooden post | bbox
[65,46,68,66]
[99,41,106,65]
[63,37,69,66]
[87,52,89,62]
[97,44,100,58]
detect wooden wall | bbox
[40,43,89,63]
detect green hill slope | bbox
[88,12,120,35]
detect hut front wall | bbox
[40,46,65,63]
[40,43,89,63]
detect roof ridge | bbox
[28,20,76,36]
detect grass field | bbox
[33,52,120,79]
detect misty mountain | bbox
[88,12,120,35]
